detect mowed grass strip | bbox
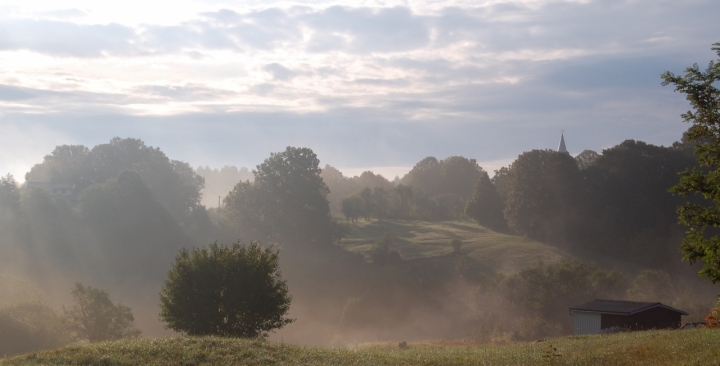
[341,220,569,274]
[3,329,719,366]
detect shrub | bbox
[705,307,720,328]
[450,239,463,253]
[159,241,293,338]
[0,302,71,356]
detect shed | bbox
[568,299,687,335]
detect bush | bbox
[705,307,720,328]
[450,239,463,253]
[370,233,401,266]
[0,302,71,357]
[159,241,293,338]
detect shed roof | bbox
[569,299,688,316]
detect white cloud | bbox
[0,0,716,170]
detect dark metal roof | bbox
[569,299,688,316]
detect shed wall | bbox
[573,312,601,335]
[601,307,683,330]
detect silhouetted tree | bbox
[574,149,600,170]
[401,157,441,196]
[402,156,483,198]
[224,147,333,246]
[159,241,293,338]
[465,171,507,231]
[371,187,389,221]
[503,150,579,243]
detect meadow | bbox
[340,219,569,274]
[3,328,718,366]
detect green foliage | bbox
[503,150,578,243]
[223,147,333,246]
[433,193,465,220]
[401,156,483,198]
[331,220,352,245]
[63,283,140,343]
[25,138,206,226]
[574,150,600,170]
[369,233,401,266]
[465,171,507,231]
[78,170,190,280]
[0,302,71,357]
[341,195,365,222]
[663,43,720,284]
[159,241,293,338]
[0,174,21,215]
[502,259,627,338]
[322,166,394,214]
[626,270,673,301]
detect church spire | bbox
[558,132,568,153]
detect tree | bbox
[465,171,507,231]
[341,195,363,222]
[401,157,441,196]
[574,149,600,170]
[401,156,482,198]
[159,241,293,338]
[371,187,389,221]
[663,43,720,284]
[63,283,140,343]
[223,147,333,246]
[503,150,579,242]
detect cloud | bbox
[304,6,430,53]
[0,0,718,175]
[0,84,38,101]
[0,20,136,57]
[37,8,89,19]
[263,63,299,81]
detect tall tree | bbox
[465,171,507,231]
[401,156,482,198]
[224,147,333,246]
[401,157,441,196]
[663,43,720,283]
[503,150,579,243]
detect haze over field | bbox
[1,0,720,180]
[2,0,720,361]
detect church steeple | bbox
[558,132,568,153]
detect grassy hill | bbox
[340,219,570,275]
[3,329,719,365]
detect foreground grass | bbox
[4,329,719,366]
[341,219,569,274]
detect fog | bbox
[1,136,719,357]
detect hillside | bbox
[3,329,719,366]
[339,219,570,275]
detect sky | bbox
[1,0,719,181]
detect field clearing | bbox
[3,329,719,365]
[340,219,570,274]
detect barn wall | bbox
[573,312,601,335]
[601,308,682,330]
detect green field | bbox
[340,219,570,274]
[3,329,719,365]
